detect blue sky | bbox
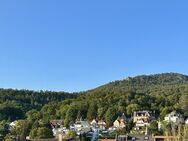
[0,0,188,92]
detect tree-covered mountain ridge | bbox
[1,73,188,140]
[55,72,188,128]
[85,72,188,94]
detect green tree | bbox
[30,127,53,139]
[105,107,118,126]
[160,107,172,120]
[64,106,78,127]
[11,120,30,140]
[65,131,77,139]
[148,120,159,135]
[29,128,38,139]
[126,104,140,115]
[97,107,106,119]
[116,127,127,135]
[87,102,97,120]
[4,133,13,141]
[37,127,53,139]
[58,105,70,119]
[160,121,171,135]
[126,120,134,133]
[0,121,9,140]
[26,109,41,121]
[180,95,188,116]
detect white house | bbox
[164,111,184,124]
[50,120,67,137]
[9,120,19,131]
[52,127,69,137]
[74,120,91,133]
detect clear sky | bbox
[0,0,188,92]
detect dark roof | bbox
[50,120,63,128]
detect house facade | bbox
[133,111,154,127]
[74,119,91,133]
[91,119,106,129]
[164,111,184,124]
[50,120,67,137]
[91,119,98,127]
[50,120,63,129]
[9,120,19,130]
[113,113,127,129]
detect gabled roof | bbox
[121,113,126,121]
[166,111,183,118]
[50,120,63,128]
[116,113,127,122]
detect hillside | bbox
[89,73,188,93]
[60,73,188,126]
[1,73,188,139]
[0,89,76,121]
[1,73,188,122]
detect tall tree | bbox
[87,102,98,120]
[105,107,118,126]
[180,95,188,116]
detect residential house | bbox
[91,119,106,129]
[74,119,91,133]
[98,120,106,130]
[91,119,98,127]
[50,120,67,138]
[113,113,127,128]
[9,120,19,130]
[133,111,154,127]
[164,111,184,124]
[50,120,63,129]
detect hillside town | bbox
[8,110,188,141]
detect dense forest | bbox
[59,73,188,126]
[1,73,188,140]
[0,89,76,121]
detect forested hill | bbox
[86,73,188,94]
[1,73,188,123]
[0,89,76,121]
[1,73,188,139]
[61,73,188,126]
